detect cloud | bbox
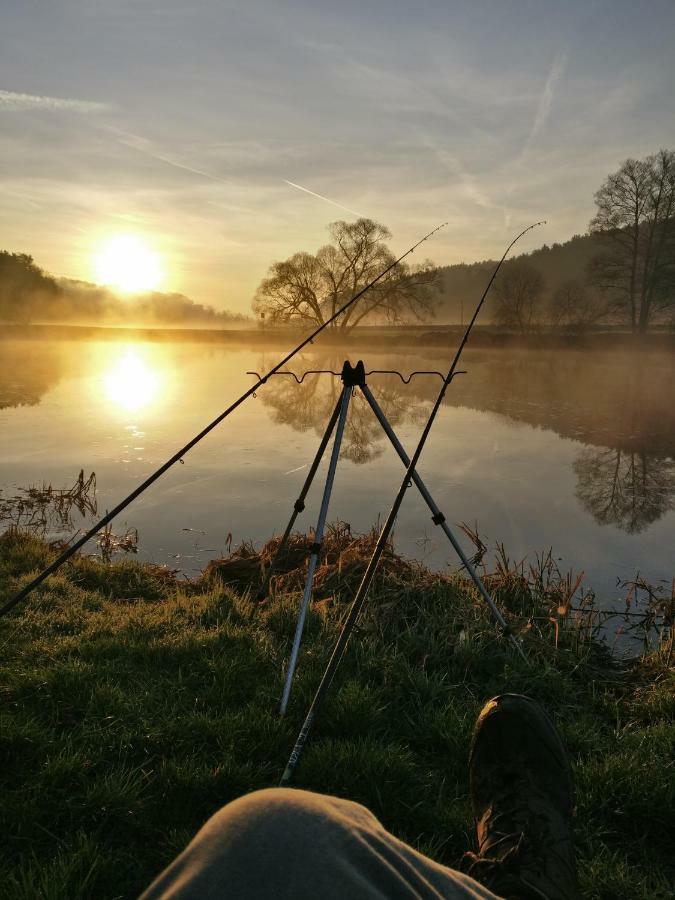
[0,89,108,114]
[416,138,495,210]
[523,53,568,151]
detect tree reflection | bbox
[445,349,675,534]
[0,342,66,409]
[574,449,675,534]
[257,349,675,533]
[8,338,674,537]
[572,363,675,533]
[257,361,430,464]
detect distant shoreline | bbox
[2,321,675,352]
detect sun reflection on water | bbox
[102,348,162,413]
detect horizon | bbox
[22,226,589,311]
[1,1,674,316]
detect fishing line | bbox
[280,221,545,786]
[0,222,447,618]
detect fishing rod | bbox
[280,221,545,786]
[0,223,447,619]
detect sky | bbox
[1,0,674,314]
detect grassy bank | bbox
[1,528,673,899]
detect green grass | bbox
[1,530,673,899]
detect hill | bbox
[435,233,604,323]
[0,250,249,328]
[55,278,250,328]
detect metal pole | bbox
[279,385,352,716]
[257,392,344,601]
[361,383,522,653]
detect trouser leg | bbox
[140,788,502,900]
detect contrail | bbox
[284,180,361,217]
[522,52,568,154]
[0,88,108,114]
[108,126,231,184]
[149,152,230,184]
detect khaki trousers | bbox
[140,788,501,899]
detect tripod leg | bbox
[279,385,352,716]
[360,384,522,654]
[257,391,345,601]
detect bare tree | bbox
[549,279,609,334]
[252,219,440,331]
[589,149,675,333]
[493,260,545,334]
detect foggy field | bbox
[1,529,673,899]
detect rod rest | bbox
[340,360,366,387]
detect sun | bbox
[94,235,163,293]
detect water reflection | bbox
[101,348,162,413]
[256,349,675,535]
[258,356,429,464]
[1,339,674,539]
[0,342,68,409]
[0,340,168,418]
[575,449,675,534]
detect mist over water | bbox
[1,337,673,613]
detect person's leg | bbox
[463,694,580,900]
[140,694,579,900]
[140,788,500,900]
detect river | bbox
[1,336,673,620]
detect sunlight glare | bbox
[94,235,163,293]
[102,349,162,412]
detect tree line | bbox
[2,149,672,333]
[253,149,675,334]
[493,148,675,334]
[0,252,248,327]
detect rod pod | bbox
[280,222,543,786]
[263,359,521,719]
[276,362,367,714]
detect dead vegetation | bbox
[1,472,670,658]
[0,472,142,563]
[0,470,96,535]
[96,522,139,562]
[203,520,672,657]
[204,521,408,601]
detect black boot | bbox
[463,694,580,900]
